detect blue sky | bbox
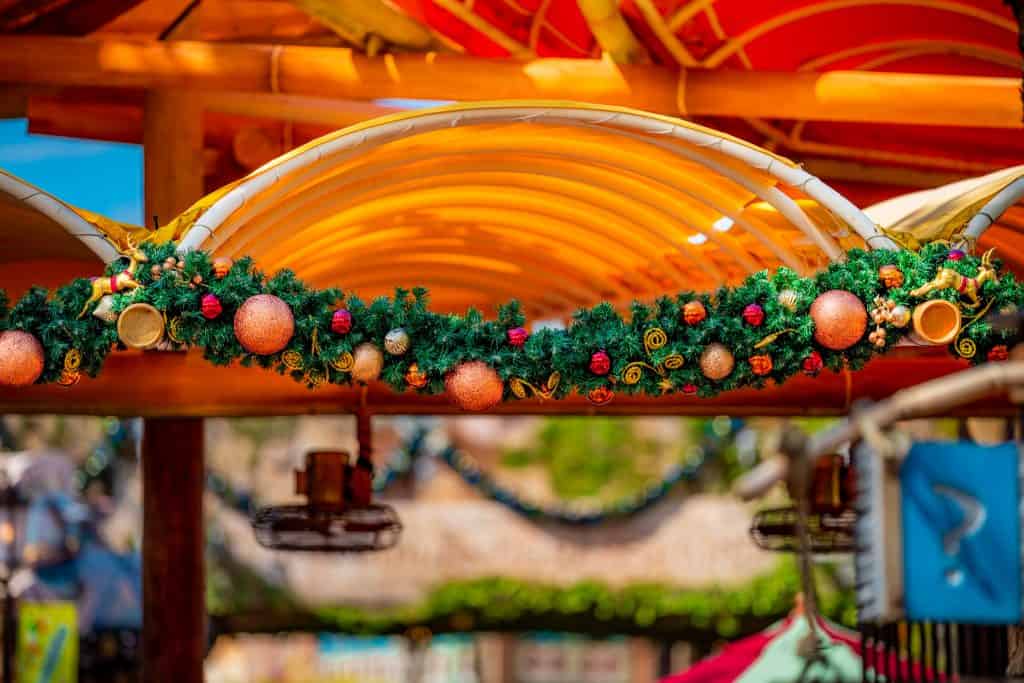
[0,119,143,224]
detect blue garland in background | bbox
[204,418,742,525]
[435,418,741,525]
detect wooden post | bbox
[142,73,205,681]
[475,633,517,683]
[142,418,205,683]
[144,90,204,224]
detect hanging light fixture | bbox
[749,453,856,554]
[251,413,402,552]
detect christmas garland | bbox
[1,241,1021,407]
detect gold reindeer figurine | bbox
[78,238,149,318]
[909,248,998,308]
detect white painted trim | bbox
[176,103,889,262]
[0,170,118,263]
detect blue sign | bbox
[902,441,1021,623]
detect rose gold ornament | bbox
[699,343,734,381]
[810,290,868,350]
[0,330,44,387]
[351,343,384,383]
[233,294,294,355]
[446,361,504,411]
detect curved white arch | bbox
[177,103,892,269]
[0,170,119,263]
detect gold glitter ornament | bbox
[384,328,410,356]
[699,343,734,381]
[233,294,294,355]
[810,290,867,350]
[0,331,45,387]
[446,361,503,411]
[351,343,384,383]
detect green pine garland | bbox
[2,242,1022,400]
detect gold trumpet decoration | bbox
[510,372,560,400]
[909,248,999,308]
[621,328,684,385]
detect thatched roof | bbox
[213,468,776,609]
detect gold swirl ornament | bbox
[303,368,327,388]
[622,328,684,384]
[329,352,355,372]
[57,349,83,387]
[956,337,977,359]
[166,316,186,344]
[281,350,305,371]
[510,372,560,400]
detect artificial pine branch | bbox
[1,243,1021,400]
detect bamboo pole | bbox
[735,360,1024,500]
[0,36,1019,127]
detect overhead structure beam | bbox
[0,36,1019,128]
[0,350,1013,418]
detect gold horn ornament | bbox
[910,299,962,346]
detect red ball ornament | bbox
[589,350,611,376]
[200,293,223,319]
[802,351,824,377]
[988,345,1009,362]
[682,301,707,326]
[742,303,765,327]
[331,308,353,335]
[507,327,528,348]
[0,330,45,387]
[682,383,698,395]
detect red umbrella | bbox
[660,598,865,683]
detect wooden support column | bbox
[142,81,205,681]
[144,90,204,224]
[142,418,205,683]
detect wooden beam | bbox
[0,0,146,34]
[0,349,1014,417]
[26,91,387,145]
[142,417,205,683]
[0,36,1019,127]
